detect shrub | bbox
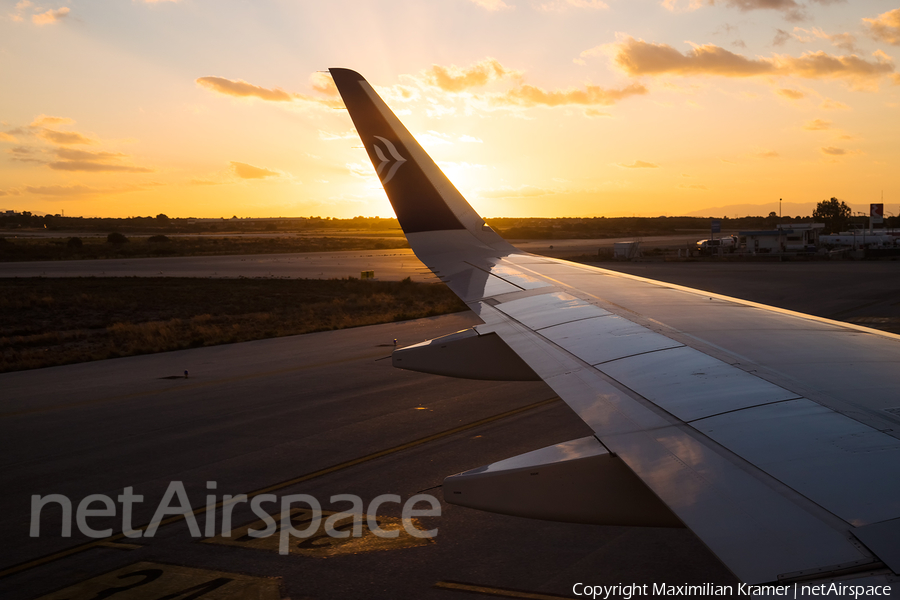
[148,234,171,243]
[107,232,129,244]
[67,237,83,248]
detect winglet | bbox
[330,68,510,250]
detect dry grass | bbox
[0,235,408,262]
[0,277,467,372]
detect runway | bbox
[0,235,700,281]
[0,312,733,600]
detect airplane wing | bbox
[330,68,900,589]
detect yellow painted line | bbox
[95,541,143,550]
[0,396,560,579]
[435,580,573,600]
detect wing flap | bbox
[444,436,683,527]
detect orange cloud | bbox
[776,88,805,99]
[48,161,153,173]
[618,160,659,168]
[864,8,900,46]
[230,161,279,179]
[0,132,17,143]
[611,37,895,86]
[310,72,338,96]
[55,148,127,161]
[489,81,647,107]
[793,27,858,53]
[25,184,96,196]
[32,6,69,24]
[30,115,74,127]
[803,118,831,130]
[196,77,292,101]
[613,38,772,77]
[423,58,521,92]
[37,129,96,145]
[819,146,861,158]
[196,75,342,109]
[47,146,151,173]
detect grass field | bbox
[0,234,408,262]
[0,277,467,373]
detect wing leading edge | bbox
[330,68,900,587]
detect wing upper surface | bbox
[330,68,900,586]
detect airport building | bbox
[740,223,824,254]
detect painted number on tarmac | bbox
[204,507,433,557]
[34,561,281,600]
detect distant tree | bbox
[813,197,851,233]
[107,232,129,244]
[156,213,170,225]
[767,211,777,218]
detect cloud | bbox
[821,97,850,110]
[776,87,805,99]
[468,0,512,10]
[754,150,780,158]
[47,147,152,173]
[793,27,858,53]
[0,132,17,143]
[55,148,127,161]
[30,115,74,127]
[722,0,804,21]
[679,183,709,190]
[618,160,659,168]
[48,161,153,173]
[423,58,521,92]
[310,72,338,96]
[819,145,862,159]
[864,8,900,46]
[230,161,279,179]
[610,36,895,86]
[37,129,96,146]
[488,81,648,107]
[803,118,831,130]
[6,146,43,163]
[196,77,292,102]
[32,6,69,25]
[773,28,792,46]
[25,184,97,196]
[196,75,342,109]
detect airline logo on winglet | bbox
[372,136,407,184]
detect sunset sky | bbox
[1,0,898,219]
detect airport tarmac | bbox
[4,250,900,599]
[0,312,735,600]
